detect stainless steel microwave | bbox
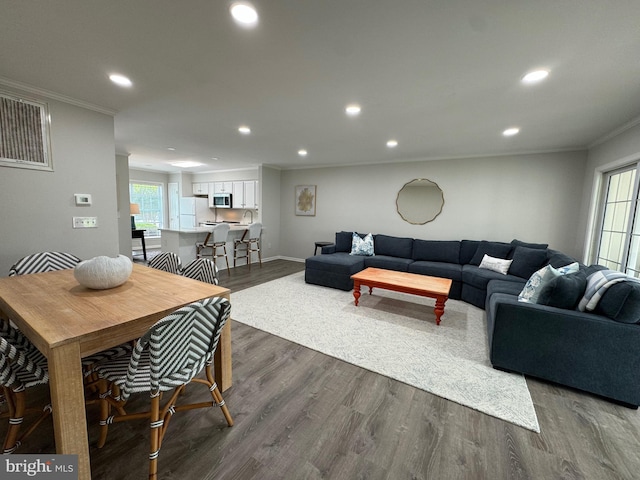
[212,193,232,208]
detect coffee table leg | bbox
[434,296,447,325]
[353,281,361,306]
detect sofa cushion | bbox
[412,239,460,263]
[335,231,354,253]
[594,281,640,324]
[546,250,578,268]
[479,255,513,275]
[460,240,481,265]
[374,234,413,259]
[511,239,549,250]
[508,246,549,279]
[470,241,513,265]
[537,270,587,309]
[364,255,413,272]
[408,261,463,281]
[350,232,374,256]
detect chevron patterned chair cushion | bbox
[181,258,219,285]
[8,251,81,276]
[94,297,233,479]
[147,252,182,275]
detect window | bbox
[594,163,640,277]
[129,181,164,237]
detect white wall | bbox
[0,87,118,275]
[280,151,588,261]
[259,165,281,260]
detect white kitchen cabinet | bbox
[192,183,209,196]
[244,180,258,209]
[232,181,245,207]
[213,182,233,194]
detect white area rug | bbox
[231,272,540,432]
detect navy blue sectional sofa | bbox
[304,231,640,407]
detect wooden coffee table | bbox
[351,267,453,325]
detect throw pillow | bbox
[537,270,587,309]
[518,262,579,303]
[508,246,549,279]
[479,254,513,275]
[470,241,512,266]
[350,232,374,256]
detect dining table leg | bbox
[215,321,232,392]
[48,342,92,480]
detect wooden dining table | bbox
[0,263,232,480]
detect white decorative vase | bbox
[74,255,133,290]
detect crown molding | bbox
[588,114,640,149]
[0,76,116,116]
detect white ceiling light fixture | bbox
[386,139,398,148]
[298,149,308,157]
[167,147,176,151]
[170,161,204,168]
[521,69,549,84]
[502,127,520,137]
[230,2,258,28]
[238,125,251,134]
[109,73,132,88]
[345,104,361,116]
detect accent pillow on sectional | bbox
[510,239,549,250]
[518,262,579,303]
[536,270,587,309]
[594,280,640,324]
[335,231,355,252]
[350,232,375,256]
[508,246,549,279]
[470,241,512,266]
[479,254,513,275]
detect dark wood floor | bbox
[8,259,640,479]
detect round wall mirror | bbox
[396,178,444,225]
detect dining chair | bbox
[233,222,262,268]
[181,258,219,285]
[0,326,50,454]
[0,320,133,453]
[8,251,81,276]
[94,297,233,480]
[147,252,182,274]
[196,223,231,274]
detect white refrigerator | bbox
[179,197,208,228]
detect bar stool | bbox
[196,223,231,274]
[233,223,262,269]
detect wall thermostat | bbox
[74,193,92,206]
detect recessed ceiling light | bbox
[345,104,361,116]
[170,161,204,168]
[211,157,219,160]
[167,147,176,151]
[522,69,549,84]
[298,149,308,157]
[109,74,132,88]
[386,139,398,148]
[503,127,520,136]
[238,125,251,134]
[230,2,258,28]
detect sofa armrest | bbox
[489,297,640,406]
[322,244,336,254]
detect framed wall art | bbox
[295,185,316,216]
[0,91,53,171]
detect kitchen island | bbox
[160,224,253,267]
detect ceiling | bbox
[1,1,639,174]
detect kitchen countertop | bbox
[160,224,253,234]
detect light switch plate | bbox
[73,217,98,228]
